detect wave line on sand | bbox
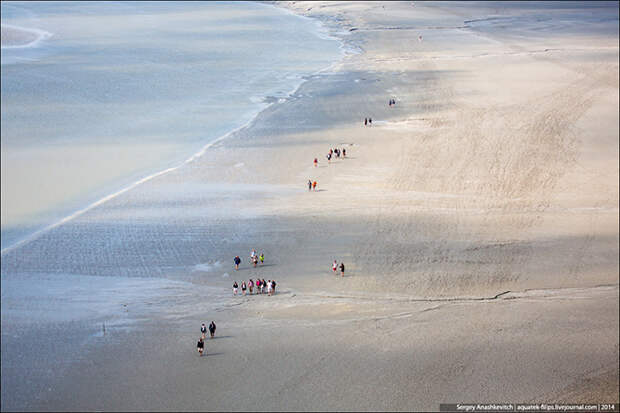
[1,24,53,49]
[0,121,249,256]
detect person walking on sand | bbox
[342,148,346,157]
[233,281,238,296]
[340,262,345,277]
[201,323,207,340]
[256,278,262,294]
[267,279,273,296]
[314,158,318,167]
[272,279,277,295]
[197,337,205,356]
[241,280,247,295]
[209,321,216,339]
[234,255,241,270]
[262,278,267,294]
[332,260,338,274]
[308,179,312,191]
[369,117,372,125]
[252,254,258,267]
[259,253,264,265]
[364,117,368,126]
[312,181,317,191]
[249,279,254,294]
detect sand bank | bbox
[1,24,51,48]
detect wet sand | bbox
[1,1,618,411]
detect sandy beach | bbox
[1,1,618,411]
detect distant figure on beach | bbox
[271,280,277,295]
[234,255,241,270]
[308,180,312,191]
[369,117,372,125]
[418,35,422,42]
[241,280,247,295]
[342,148,346,157]
[233,281,239,295]
[313,181,317,190]
[333,260,338,273]
[249,279,254,294]
[259,253,264,265]
[314,158,318,167]
[262,278,267,294]
[340,262,345,277]
[209,321,216,339]
[267,279,273,296]
[197,337,205,356]
[327,153,331,163]
[364,117,368,126]
[201,323,207,340]
[250,249,256,260]
[252,255,258,267]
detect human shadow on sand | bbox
[253,263,276,268]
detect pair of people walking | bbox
[250,249,264,267]
[308,180,317,191]
[364,117,372,126]
[200,321,216,339]
[197,321,216,356]
[332,260,345,277]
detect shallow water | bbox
[1,1,342,249]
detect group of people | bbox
[197,321,217,356]
[326,147,346,163]
[232,278,277,296]
[309,147,348,190]
[332,260,346,277]
[364,117,372,126]
[234,249,264,270]
[388,98,396,106]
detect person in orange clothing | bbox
[312,181,317,190]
